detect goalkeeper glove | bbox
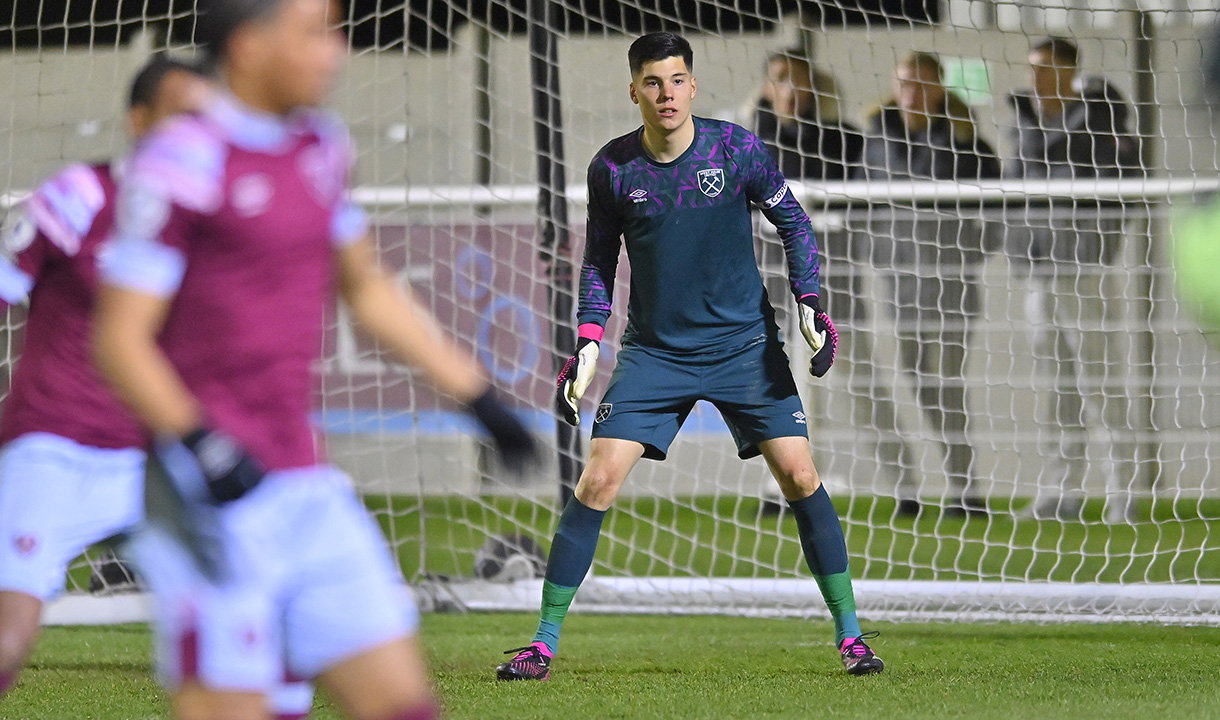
[798,295,838,377]
[555,337,599,426]
[180,428,266,503]
[143,427,264,583]
[150,427,266,507]
[468,388,539,474]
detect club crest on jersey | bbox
[697,168,725,198]
[596,403,613,423]
[231,173,273,218]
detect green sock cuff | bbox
[539,579,580,625]
[814,571,857,614]
[815,570,861,644]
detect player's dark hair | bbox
[628,32,693,76]
[128,55,204,110]
[195,0,285,68]
[1031,37,1079,67]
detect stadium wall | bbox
[2,20,1217,189]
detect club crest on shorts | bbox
[596,403,613,423]
[697,168,725,197]
[13,535,37,556]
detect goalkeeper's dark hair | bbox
[128,55,205,110]
[195,0,285,68]
[628,32,693,76]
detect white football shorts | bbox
[0,432,144,600]
[127,465,418,692]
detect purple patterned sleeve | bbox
[737,127,822,299]
[576,157,622,330]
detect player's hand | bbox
[469,389,539,474]
[179,428,266,503]
[144,430,262,583]
[555,337,599,426]
[798,295,838,377]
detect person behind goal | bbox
[92,1,538,719]
[496,31,883,682]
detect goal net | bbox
[4,1,1220,625]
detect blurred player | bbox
[0,55,203,700]
[496,31,882,681]
[93,1,537,719]
[0,56,315,719]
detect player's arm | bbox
[556,160,622,426]
[335,236,485,398]
[740,128,837,377]
[95,127,264,505]
[94,286,200,435]
[334,234,536,470]
[0,165,109,306]
[0,205,47,307]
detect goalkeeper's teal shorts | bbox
[591,333,808,461]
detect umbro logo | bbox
[629,189,648,203]
[792,411,807,425]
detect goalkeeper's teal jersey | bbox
[578,116,821,355]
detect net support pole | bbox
[473,21,493,193]
[528,0,581,507]
[1132,8,1162,493]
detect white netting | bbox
[3,2,1220,624]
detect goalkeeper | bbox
[497,31,882,681]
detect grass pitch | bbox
[6,614,1220,719]
[41,495,1220,718]
[368,495,1220,584]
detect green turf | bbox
[365,495,1220,585]
[6,615,1220,719]
[65,495,1220,593]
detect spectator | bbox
[855,51,1000,518]
[753,50,863,181]
[750,50,866,345]
[1004,37,1143,521]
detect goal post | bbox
[4,2,1220,626]
[350,175,1220,625]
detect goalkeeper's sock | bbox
[532,497,607,654]
[789,486,863,645]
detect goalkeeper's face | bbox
[629,56,696,136]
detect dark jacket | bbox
[852,103,999,322]
[1005,77,1142,179]
[753,99,864,181]
[857,105,1001,182]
